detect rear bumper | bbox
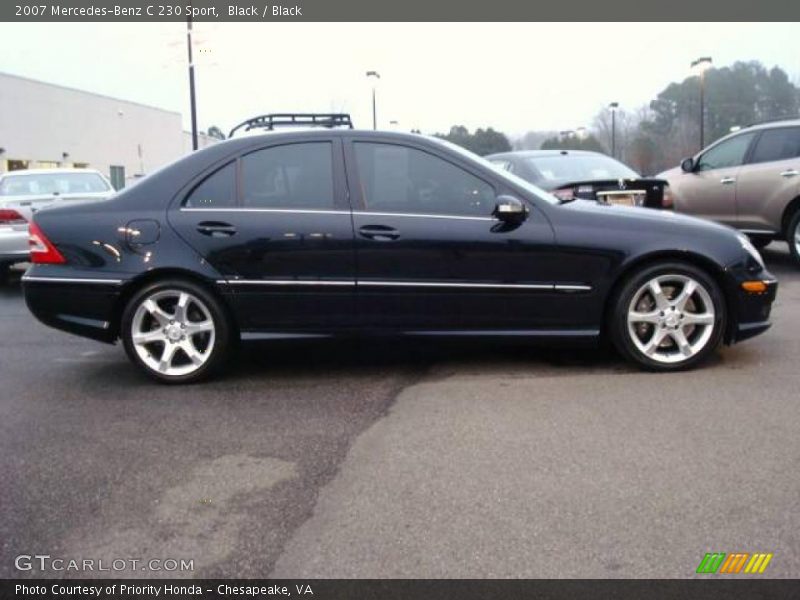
[22,272,123,343]
[0,228,29,264]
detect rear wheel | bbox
[610,262,726,371]
[121,279,231,383]
[788,211,800,266]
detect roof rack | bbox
[228,113,354,138]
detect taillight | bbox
[552,188,575,202]
[0,209,27,225]
[661,184,675,209]
[29,221,67,264]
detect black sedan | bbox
[486,150,673,209]
[23,130,776,383]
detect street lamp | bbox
[366,70,380,130]
[186,15,199,151]
[690,57,713,150]
[609,102,619,158]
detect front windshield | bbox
[0,172,111,196]
[429,137,560,204]
[525,155,639,184]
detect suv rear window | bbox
[749,127,800,164]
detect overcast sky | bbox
[0,22,798,137]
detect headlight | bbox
[739,234,765,269]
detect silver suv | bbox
[658,118,800,265]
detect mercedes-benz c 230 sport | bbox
[22,119,778,383]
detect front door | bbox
[344,138,558,331]
[675,131,757,227]
[169,138,356,332]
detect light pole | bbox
[609,102,619,158]
[186,14,199,151]
[690,57,712,150]
[366,70,380,130]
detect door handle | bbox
[720,177,736,185]
[358,225,400,241]
[780,169,799,178]
[196,221,237,237]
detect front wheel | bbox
[610,262,726,371]
[121,280,232,383]
[788,211,800,267]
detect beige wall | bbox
[0,72,192,186]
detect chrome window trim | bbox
[22,276,124,285]
[217,279,592,292]
[180,207,494,221]
[355,211,494,222]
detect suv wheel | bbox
[788,211,800,266]
[121,279,232,383]
[611,262,726,371]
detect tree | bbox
[584,60,800,175]
[540,134,606,153]
[434,125,512,156]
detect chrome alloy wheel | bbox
[131,290,216,377]
[626,274,716,364]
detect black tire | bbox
[610,261,726,372]
[120,279,233,384]
[787,211,800,267]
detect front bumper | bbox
[727,277,778,344]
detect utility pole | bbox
[366,71,380,130]
[187,13,199,151]
[609,102,619,158]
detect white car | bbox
[0,168,115,281]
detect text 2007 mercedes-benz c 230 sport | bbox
[22,120,778,383]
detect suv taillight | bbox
[29,221,67,264]
[0,209,26,225]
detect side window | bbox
[696,133,756,171]
[241,142,334,209]
[184,161,236,208]
[354,143,495,216]
[749,128,800,164]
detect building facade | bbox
[0,71,215,189]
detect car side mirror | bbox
[492,195,527,221]
[680,157,695,173]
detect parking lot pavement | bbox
[1,244,799,579]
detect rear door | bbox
[169,137,356,332]
[735,126,800,233]
[674,131,757,226]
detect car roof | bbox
[486,150,606,160]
